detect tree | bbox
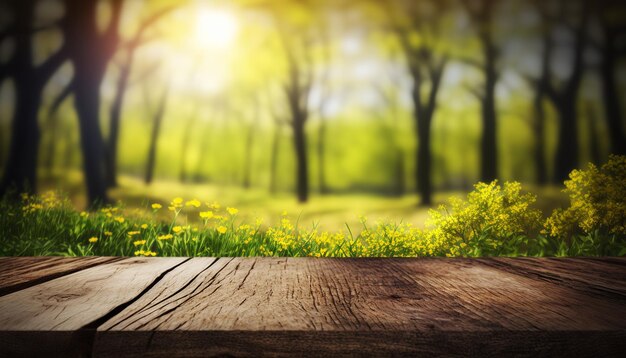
[372,72,406,196]
[106,6,177,188]
[523,0,555,185]
[144,81,171,185]
[461,0,500,183]
[272,5,318,203]
[0,1,67,197]
[382,0,449,205]
[63,0,124,205]
[591,0,626,155]
[541,0,589,182]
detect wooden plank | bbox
[93,257,626,356]
[0,257,187,356]
[93,331,626,357]
[0,256,121,296]
[478,257,626,299]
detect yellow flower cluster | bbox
[134,249,157,256]
[545,155,626,238]
[21,191,64,213]
[425,181,542,257]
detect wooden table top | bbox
[0,256,625,357]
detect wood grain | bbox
[93,257,626,356]
[0,256,121,296]
[478,257,626,299]
[0,257,624,357]
[0,257,186,356]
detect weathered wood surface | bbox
[0,256,121,296]
[0,257,625,357]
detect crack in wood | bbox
[73,258,192,357]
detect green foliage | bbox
[2,157,625,257]
[544,155,626,255]
[425,181,543,257]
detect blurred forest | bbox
[0,0,625,224]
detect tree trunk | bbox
[416,114,432,205]
[269,124,281,194]
[600,37,625,155]
[106,61,132,188]
[1,82,42,196]
[532,94,548,185]
[73,70,109,205]
[317,118,328,194]
[586,101,602,165]
[64,0,123,205]
[292,116,308,203]
[480,44,498,183]
[551,6,587,183]
[554,98,579,182]
[0,1,64,197]
[145,85,169,185]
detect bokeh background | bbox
[0,0,624,229]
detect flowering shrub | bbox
[544,155,626,255]
[1,157,625,257]
[425,181,542,257]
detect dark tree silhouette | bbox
[63,0,124,205]
[0,1,67,197]
[592,0,626,155]
[523,1,555,185]
[384,0,448,205]
[275,21,315,203]
[106,6,176,188]
[585,101,602,165]
[542,1,589,182]
[144,82,170,185]
[462,0,500,183]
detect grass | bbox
[2,179,621,258]
[39,171,569,232]
[4,155,622,257]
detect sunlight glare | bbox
[195,9,238,49]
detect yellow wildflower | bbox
[227,207,238,215]
[104,231,113,236]
[88,237,98,243]
[114,216,125,223]
[151,203,162,209]
[186,199,201,208]
[158,234,173,240]
[217,226,227,234]
[199,211,214,219]
[127,231,140,236]
[141,224,148,229]
[172,226,183,233]
[133,240,147,246]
